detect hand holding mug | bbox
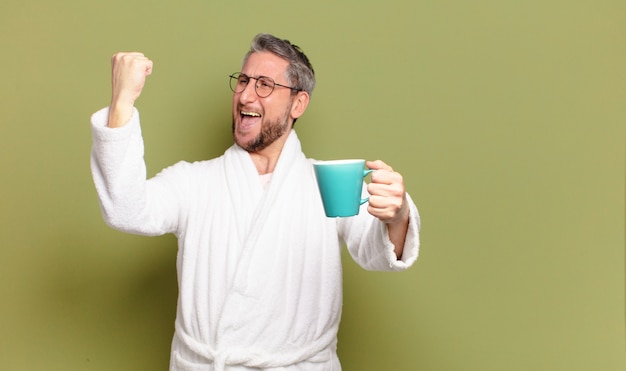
[365,160,409,225]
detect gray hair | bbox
[243,33,316,97]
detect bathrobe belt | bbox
[175,324,333,370]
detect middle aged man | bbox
[90,33,421,370]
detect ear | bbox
[290,91,310,120]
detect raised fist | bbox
[107,52,153,128]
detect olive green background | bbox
[1,1,624,370]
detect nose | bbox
[238,79,257,104]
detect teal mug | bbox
[313,159,374,217]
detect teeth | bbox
[242,111,261,117]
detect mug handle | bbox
[360,169,374,205]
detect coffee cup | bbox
[313,159,373,217]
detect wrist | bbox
[107,100,134,128]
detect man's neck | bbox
[249,130,291,175]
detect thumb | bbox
[145,61,153,76]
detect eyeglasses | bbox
[229,72,300,98]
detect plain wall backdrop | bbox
[0,1,624,370]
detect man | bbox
[91,33,420,370]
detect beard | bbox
[232,105,291,153]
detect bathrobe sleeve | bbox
[337,192,420,272]
[90,106,184,236]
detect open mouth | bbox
[241,111,261,118]
[239,110,262,131]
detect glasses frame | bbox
[229,72,301,98]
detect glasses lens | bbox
[255,77,275,98]
[229,74,277,97]
[229,73,247,93]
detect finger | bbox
[366,200,400,222]
[370,170,404,188]
[112,52,151,70]
[111,52,144,66]
[366,160,393,172]
[111,51,146,59]
[367,182,405,200]
[367,194,406,220]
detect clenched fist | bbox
[108,52,153,128]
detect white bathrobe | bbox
[90,107,420,370]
